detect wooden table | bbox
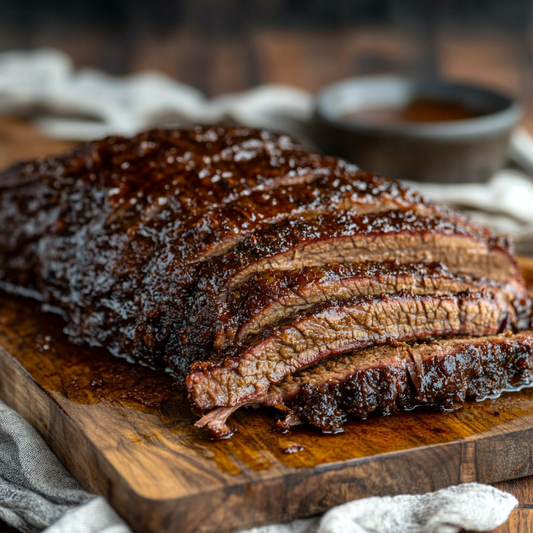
[1,26,533,531]
[494,479,533,532]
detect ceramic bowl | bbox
[313,76,522,183]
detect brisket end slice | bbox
[270,331,533,432]
[196,331,533,437]
[187,290,514,410]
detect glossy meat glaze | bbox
[0,126,530,435]
[197,331,533,437]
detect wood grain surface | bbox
[0,261,532,532]
[495,477,533,533]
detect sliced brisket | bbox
[0,126,442,374]
[0,125,530,437]
[197,331,533,437]
[180,171,434,261]
[199,210,517,295]
[217,262,526,347]
[181,211,521,364]
[187,290,514,409]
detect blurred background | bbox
[1,0,533,254]
[0,0,531,113]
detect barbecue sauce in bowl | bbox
[343,99,483,125]
[315,76,521,182]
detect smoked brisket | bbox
[187,290,515,409]
[208,262,526,347]
[0,127,457,372]
[271,331,533,432]
[0,125,531,435]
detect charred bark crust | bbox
[273,333,533,432]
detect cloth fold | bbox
[243,485,518,533]
[0,400,130,533]
[317,484,518,533]
[403,170,533,254]
[45,499,129,533]
[0,49,312,141]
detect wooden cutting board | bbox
[1,258,533,533]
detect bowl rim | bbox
[315,75,522,140]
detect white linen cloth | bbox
[255,484,519,533]
[0,49,527,532]
[0,49,312,141]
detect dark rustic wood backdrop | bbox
[0,1,530,98]
[1,1,533,127]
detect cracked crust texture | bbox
[214,262,526,347]
[269,331,533,432]
[197,331,533,436]
[0,125,528,429]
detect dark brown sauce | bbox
[343,99,483,125]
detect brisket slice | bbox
[195,210,517,301]
[180,171,434,262]
[180,211,520,364]
[217,262,527,347]
[186,290,514,410]
[197,331,533,437]
[271,331,533,432]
